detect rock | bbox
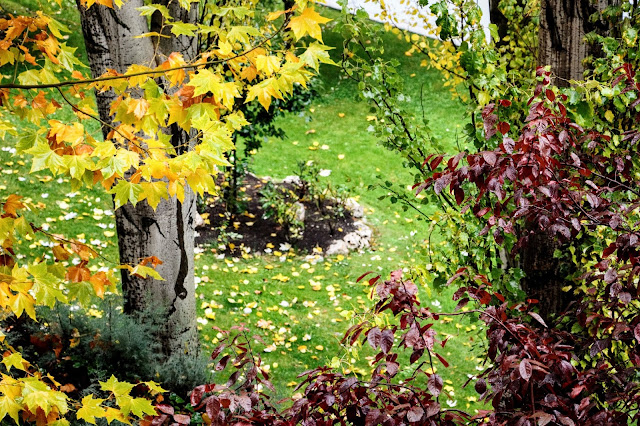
[345,198,364,218]
[283,175,302,186]
[293,202,306,222]
[326,240,350,255]
[194,211,205,228]
[354,221,372,239]
[344,232,362,249]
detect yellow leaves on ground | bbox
[288,7,331,41]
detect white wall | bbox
[319,0,491,40]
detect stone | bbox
[354,221,372,239]
[293,202,306,222]
[344,197,364,218]
[283,175,302,186]
[343,232,362,249]
[194,211,205,228]
[326,240,350,255]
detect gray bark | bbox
[76,0,199,360]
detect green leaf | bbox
[170,22,198,37]
[47,17,70,39]
[128,398,156,418]
[100,375,135,398]
[57,43,85,72]
[109,180,143,209]
[136,4,171,17]
[25,142,65,174]
[67,282,94,306]
[300,42,337,71]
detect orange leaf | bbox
[3,194,24,217]
[140,256,163,268]
[52,245,70,261]
[66,266,91,283]
[89,272,109,298]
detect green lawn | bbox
[0,4,487,412]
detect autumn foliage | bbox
[140,67,640,425]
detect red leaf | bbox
[407,406,424,422]
[453,187,464,205]
[476,207,491,217]
[356,271,374,283]
[427,374,443,397]
[529,312,548,328]
[367,327,381,349]
[380,329,394,354]
[497,121,510,135]
[546,88,556,102]
[482,151,497,166]
[210,344,226,361]
[155,404,174,415]
[430,155,444,170]
[435,352,449,367]
[502,137,515,153]
[519,359,532,381]
[604,268,618,284]
[173,414,191,424]
[634,324,640,343]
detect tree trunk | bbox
[76,0,199,360]
[521,0,614,318]
[538,0,613,84]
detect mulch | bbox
[195,173,358,255]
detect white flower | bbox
[279,300,290,307]
[319,169,331,177]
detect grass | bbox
[0,3,488,413]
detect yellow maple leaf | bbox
[82,0,114,8]
[245,78,282,111]
[127,98,149,120]
[255,55,281,76]
[140,181,168,209]
[288,8,331,42]
[77,395,106,425]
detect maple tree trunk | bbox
[521,0,615,317]
[76,0,200,360]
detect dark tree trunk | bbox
[76,0,200,361]
[521,0,615,318]
[538,0,614,84]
